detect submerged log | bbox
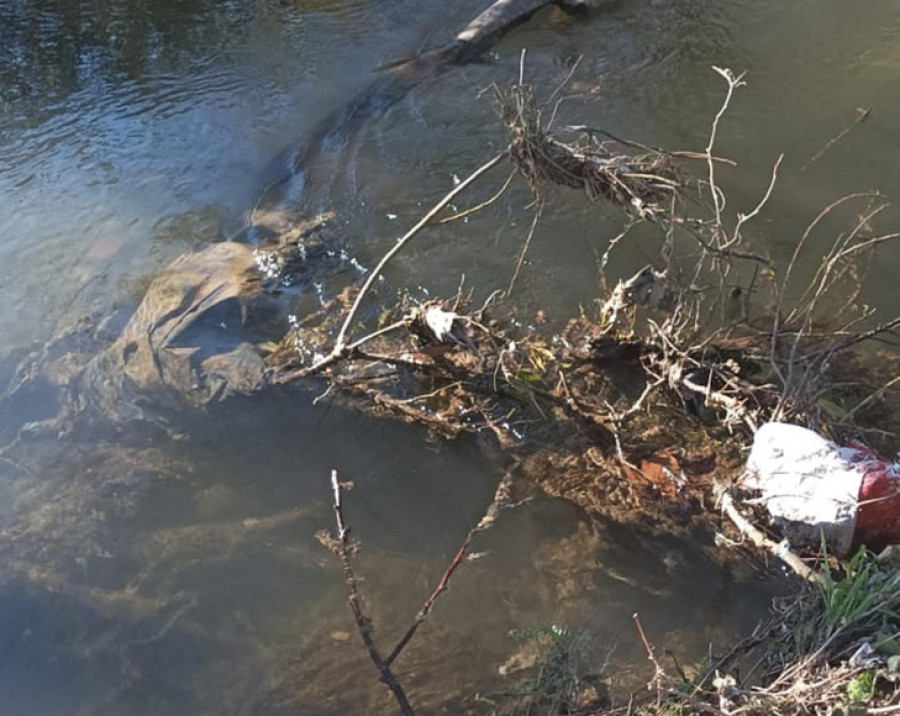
[453,0,558,60]
[261,0,565,210]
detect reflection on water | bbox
[2,0,900,713]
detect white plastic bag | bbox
[743,422,864,556]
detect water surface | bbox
[2,0,899,713]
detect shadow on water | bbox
[0,384,779,714]
[0,388,492,714]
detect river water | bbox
[1,1,899,714]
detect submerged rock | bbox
[75,241,283,422]
[0,241,287,434]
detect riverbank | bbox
[477,543,900,715]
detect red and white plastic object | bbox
[743,422,900,556]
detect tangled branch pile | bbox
[499,83,682,218]
[264,71,900,521]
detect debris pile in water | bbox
[258,71,900,715]
[499,83,683,218]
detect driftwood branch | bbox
[716,485,824,585]
[322,467,515,712]
[249,0,560,236]
[385,469,514,666]
[454,0,557,59]
[327,470,416,716]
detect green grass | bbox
[817,542,881,633]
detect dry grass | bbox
[616,547,900,716]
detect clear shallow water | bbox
[1,0,900,713]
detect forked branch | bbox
[321,468,515,713]
[325,471,416,715]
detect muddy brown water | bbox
[2,1,900,714]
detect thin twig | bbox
[727,153,783,249]
[633,612,667,703]
[334,152,506,352]
[801,107,871,172]
[770,192,880,395]
[706,67,745,235]
[327,470,416,716]
[841,375,900,423]
[507,199,544,294]
[385,469,514,667]
[813,315,900,357]
[437,168,517,225]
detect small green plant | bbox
[507,623,570,645]
[509,625,580,708]
[634,701,688,716]
[501,624,607,716]
[817,541,879,633]
[774,541,900,660]
[846,670,876,703]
